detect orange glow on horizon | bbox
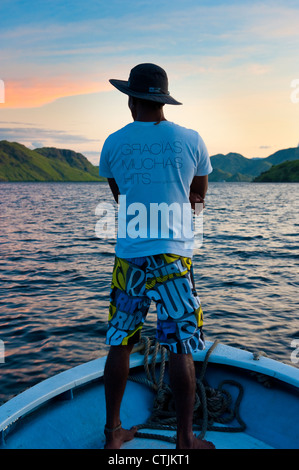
[0,79,111,108]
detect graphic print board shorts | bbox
[106,253,205,354]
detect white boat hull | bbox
[0,341,298,449]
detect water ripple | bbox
[0,181,298,404]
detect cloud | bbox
[246,3,299,39]
[0,120,35,125]
[0,122,102,163]
[0,0,298,160]
[30,141,44,149]
[0,125,99,147]
[247,64,272,76]
[1,2,298,109]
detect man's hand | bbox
[189,192,205,215]
[189,175,208,214]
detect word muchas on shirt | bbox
[122,155,183,184]
[122,156,183,170]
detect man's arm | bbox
[189,175,209,212]
[107,178,120,203]
[190,175,208,199]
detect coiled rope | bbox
[128,337,246,444]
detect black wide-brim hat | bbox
[109,63,182,105]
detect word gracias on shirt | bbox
[121,140,183,156]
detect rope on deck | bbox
[128,337,246,444]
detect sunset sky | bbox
[0,0,298,164]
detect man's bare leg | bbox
[104,344,137,449]
[168,351,215,449]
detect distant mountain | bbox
[1,140,298,183]
[264,147,299,165]
[253,159,299,182]
[210,152,270,181]
[208,166,252,182]
[0,141,105,182]
[210,147,299,182]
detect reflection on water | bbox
[0,182,298,404]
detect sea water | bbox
[0,182,298,404]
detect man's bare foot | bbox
[104,424,137,449]
[177,434,216,449]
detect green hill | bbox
[210,152,271,181]
[265,147,299,165]
[210,147,299,182]
[253,159,299,182]
[0,141,105,182]
[1,140,298,183]
[207,166,252,182]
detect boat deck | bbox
[1,363,296,449]
[1,342,298,449]
[122,429,273,449]
[1,377,274,450]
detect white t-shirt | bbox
[99,120,212,258]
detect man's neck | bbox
[132,103,166,123]
[134,111,166,122]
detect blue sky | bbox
[0,0,298,162]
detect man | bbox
[99,63,215,449]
